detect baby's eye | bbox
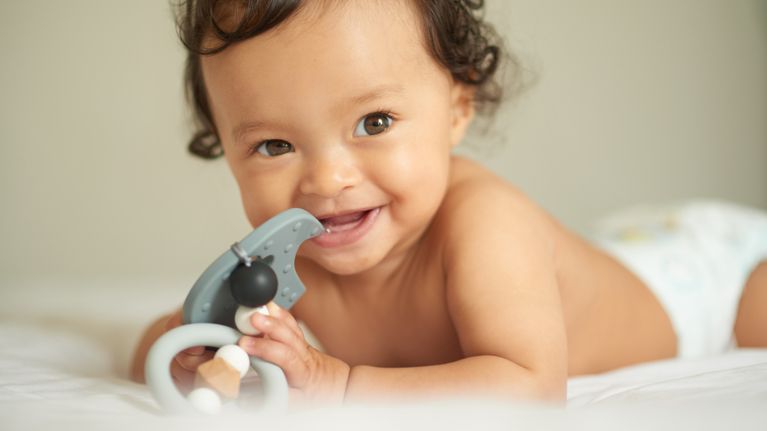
[252,140,294,157]
[353,112,393,137]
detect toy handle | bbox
[145,323,289,414]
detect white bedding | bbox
[1,279,766,430]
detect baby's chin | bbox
[298,245,385,277]
[310,253,379,277]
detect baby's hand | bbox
[237,303,350,406]
[165,309,214,393]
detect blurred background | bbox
[1,0,765,287]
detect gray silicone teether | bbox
[183,208,324,326]
[145,208,323,414]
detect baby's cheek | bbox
[239,189,281,228]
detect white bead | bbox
[215,344,250,378]
[187,387,222,415]
[234,305,270,336]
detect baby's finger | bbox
[175,349,214,371]
[182,346,205,356]
[265,302,302,337]
[238,337,310,387]
[249,313,306,349]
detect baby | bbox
[132,0,767,404]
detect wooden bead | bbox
[194,357,241,399]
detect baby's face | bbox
[202,1,474,275]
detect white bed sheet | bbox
[1,279,766,430]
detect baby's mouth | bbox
[311,207,381,248]
[319,209,374,233]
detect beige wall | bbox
[1,0,765,282]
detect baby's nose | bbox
[298,152,362,198]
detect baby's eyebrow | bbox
[346,84,405,106]
[232,120,267,145]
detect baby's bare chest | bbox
[316,302,464,367]
[299,276,464,367]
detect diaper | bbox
[593,200,767,358]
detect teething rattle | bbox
[145,208,324,414]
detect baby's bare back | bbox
[294,157,676,375]
[551,221,676,373]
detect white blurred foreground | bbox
[1,279,766,431]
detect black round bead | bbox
[229,260,278,307]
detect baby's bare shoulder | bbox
[435,157,556,246]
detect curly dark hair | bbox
[175,0,506,159]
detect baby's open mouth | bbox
[310,206,381,248]
[319,208,375,233]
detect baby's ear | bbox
[448,83,476,148]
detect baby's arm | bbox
[130,309,213,389]
[345,185,568,401]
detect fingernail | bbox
[238,337,255,347]
[182,346,204,355]
[251,313,269,327]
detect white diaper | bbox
[593,200,767,358]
